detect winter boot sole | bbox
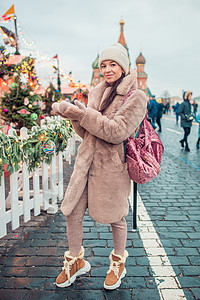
[104,268,126,290]
[56,260,91,288]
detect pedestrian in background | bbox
[164,102,170,114]
[52,43,147,290]
[195,110,200,149]
[179,91,194,152]
[173,101,180,124]
[148,95,158,129]
[192,100,198,118]
[156,98,164,132]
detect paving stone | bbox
[107,239,132,247]
[186,232,200,239]
[87,256,109,267]
[4,267,29,277]
[30,239,57,247]
[90,226,110,233]
[28,266,58,278]
[158,232,188,239]
[175,247,200,256]
[178,276,200,288]
[188,256,200,265]
[36,247,57,256]
[131,288,160,300]
[23,290,66,300]
[179,266,200,276]
[75,277,104,289]
[0,277,13,289]
[0,289,26,300]
[149,266,177,277]
[0,256,27,267]
[160,288,189,300]
[25,256,47,266]
[7,247,37,256]
[190,288,200,299]
[91,266,108,277]
[136,256,162,266]
[11,277,46,289]
[145,247,174,256]
[146,276,179,289]
[180,239,200,247]
[161,256,190,266]
[46,257,62,267]
[126,248,146,257]
[126,266,149,277]
[93,248,112,256]
[82,232,99,239]
[83,239,106,248]
[104,289,132,299]
[120,276,146,289]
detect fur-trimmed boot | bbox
[104,249,128,290]
[56,246,91,288]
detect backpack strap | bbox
[123,90,136,162]
[123,89,136,104]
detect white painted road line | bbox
[129,183,186,300]
[166,128,182,135]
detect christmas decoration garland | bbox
[0,119,73,185]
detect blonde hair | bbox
[184,91,192,100]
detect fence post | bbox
[8,128,20,230]
[20,127,31,223]
[33,168,40,216]
[0,174,7,238]
[58,152,63,200]
[47,154,58,214]
[42,161,49,211]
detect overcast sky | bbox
[1,0,200,98]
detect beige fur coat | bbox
[55,69,147,224]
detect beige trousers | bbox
[65,185,127,257]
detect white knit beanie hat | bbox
[99,43,129,75]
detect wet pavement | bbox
[0,114,200,300]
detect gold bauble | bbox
[28,104,32,109]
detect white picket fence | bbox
[0,121,78,239]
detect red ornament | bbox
[41,115,45,119]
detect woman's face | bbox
[188,93,192,101]
[100,60,124,84]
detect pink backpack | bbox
[123,90,164,184]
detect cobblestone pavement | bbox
[0,114,200,300]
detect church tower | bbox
[118,18,131,65]
[136,51,148,95]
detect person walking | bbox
[148,95,158,129]
[179,91,194,152]
[192,101,198,118]
[52,43,147,290]
[173,101,180,124]
[156,98,164,132]
[195,110,200,149]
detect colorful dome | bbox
[136,52,146,64]
[92,53,99,69]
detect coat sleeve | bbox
[79,90,147,144]
[71,120,86,139]
[178,103,186,120]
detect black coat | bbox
[156,103,164,119]
[178,100,192,128]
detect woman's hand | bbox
[52,100,85,120]
[74,100,86,111]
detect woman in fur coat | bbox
[52,43,147,290]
